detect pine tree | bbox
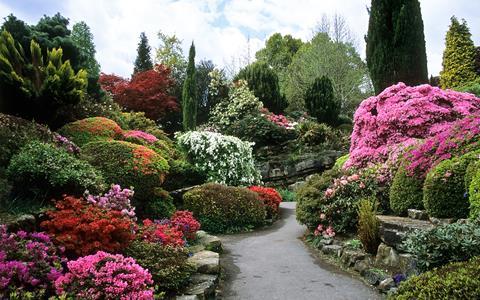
[366,0,428,94]
[440,17,477,89]
[304,76,339,125]
[235,62,287,114]
[182,42,197,131]
[133,32,153,74]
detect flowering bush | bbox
[0,226,64,299]
[123,130,159,144]
[53,133,80,154]
[58,117,123,147]
[55,251,154,300]
[41,196,136,256]
[346,83,480,169]
[176,131,261,186]
[139,219,185,247]
[262,109,297,130]
[86,184,136,221]
[170,211,201,241]
[248,186,282,219]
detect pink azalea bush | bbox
[55,251,154,300]
[346,83,480,169]
[86,184,136,220]
[260,108,297,129]
[123,130,159,144]
[0,226,64,298]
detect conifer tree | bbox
[440,17,477,89]
[182,42,197,131]
[304,76,339,125]
[366,0,428,94]
[133,32,153,74]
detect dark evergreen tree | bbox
[475,46,480,76]
[133,32,153,74]
[182,42,197,131]
[304,76,339,125]
[235,62,287,114]
[366,0,428,94]
[195,60,216,125]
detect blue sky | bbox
[1,0,479,78]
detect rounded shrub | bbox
[423,154,475,218]
[389,166,424,216]
[81,140,169,217]
[183,183,266,233]
[6,141,105,199]
[248,186,282,220]
[58,117,123,147]
[465,159,480,192]
[390,256,480,300]
[123,241,195,292]
[469,170,480,219]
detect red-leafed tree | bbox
[99,64,179,121]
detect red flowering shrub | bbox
[248,186,282,219]
[41,196,136,256]
[171,211,201,241]
[99,65,179,121]
[346,83,480,169]
[58,117,123,147]
[139,219,185,247]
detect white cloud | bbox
[2,0,479,78]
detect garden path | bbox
[220,202,382,300]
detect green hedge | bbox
[390,256,480,300]
[183,183,266,233]
[389,166,424,216]
[469,169,480,219]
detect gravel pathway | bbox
[220,202,382,300]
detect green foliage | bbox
[390,256,480,300]
[366,0,428,93]
[0,30,88,128]
[155,31,187,85]
[236,62,287,114]
[296,169,340,229]
[402,220,480,272]
[304,76,339,125]
[6,141,105,199]
[143,188,176,220]
[277,188,296,202]
[440,16,478,89]
[465,158,480,193]
[224,114,296,148]
[357,198,380,254]
[344,239,362,250]
[285,32,370,114]
[182,42,197,131]
[133,32,153,74]
[455,78,480,97]
[296,120,334,146]
[468,167,480,219]
[196,60,223,125]
[183,183,266,233]
[332,154,349,172]
[423,154,474,218]
[58,117,123,147]
[123,241,195,292]
[389,166,424,216]
[162,159,206,191]
[81,140,169,217]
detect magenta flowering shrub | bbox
[346,83,480,169]
[86,184,136,220]
[0,226,64,298]
[123,130,159,144]
[404,115,480,177]
[55,251,154,300]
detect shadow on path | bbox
[219,202,382,300]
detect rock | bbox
[6,214,36,232]
[378,278,395,292]
[407,209,428,220]
[341,250,366,267]
[305,174,316,182]
[362,269,389,286]
[189,244,206,253]
[375,243,399,268]
[196,231,222,253]
[354,260,370,274]
[322,245,342,257]
[429,217,455,225]
[188,251,220,274]
[377,215,434,248]
[398,253,419,277]
[183,274,218,299]
[176,295,199,300]
[269,168,284,178]
[288,181,306,191]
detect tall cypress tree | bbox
[133,32,153,74]
[440,17,477,89]
[182,42,197,131]
[366,0,428,94]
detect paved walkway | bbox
[220,202,382,300]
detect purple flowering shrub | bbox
[0,226,64,298]
[55,251,154,300]
[123,130,159,144]
[86,184,136,220]
[346,83,480,169]
[53,133,80,155]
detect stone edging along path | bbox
[219,202,381,300]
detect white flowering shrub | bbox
[176,131,261,186]
[209,80,263,129]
